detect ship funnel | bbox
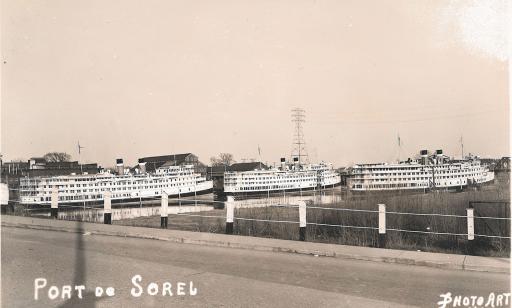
[116,158,124,175]
[293,157,299,170]
[138,158,146,173]
[420,150,428,165]
[436,149,443,165]
[280,158,286,170]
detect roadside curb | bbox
[2,215,509,274]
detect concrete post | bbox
[50,186,59,219]
[161,192,168,228]
[467,207,474,240]
[466,205,475,254]
[378,204,386,248]
[225,196,234,234]
[298,201,307,241]
[104,191,112,224]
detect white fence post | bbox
[104,191,112,224]
[299,201,307,241]
[161,192,168,228]
[51,186,59,219]
[378,204,386,248]
[226,196,234,234]
[467,207,474,241]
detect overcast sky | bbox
[1,0,509,167]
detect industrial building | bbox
[137,153,207,175]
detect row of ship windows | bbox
[227,179,316,185]
[235,185,300,191]
[21,183,200,195]
[353,181,465,189]
[21,176,200,185]
[365,172,480,179]
[29,180,199,189]
[357,164,479,171]
[353,174,478,182]
[43,178,197,187]
[35,187,199,201]
[157,170,195,174]
[226,176,317,180]
[43,193,136,201]
[353,183,429,189]
[354,169,481,176]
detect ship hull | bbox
[224,182,341,198]
[349,178,495,194]
[21,187,214,207]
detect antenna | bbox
[291,108,308,166]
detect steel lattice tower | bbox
[291,108,308,165]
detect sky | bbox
[1,0,509,168]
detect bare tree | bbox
[210,153,235,166]
[44,152,72,162]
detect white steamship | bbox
[348,150,494,192]
[19,159,213,205]
[224,158,341,196]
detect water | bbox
[230,188,344,208]
[28,188,345,222]
[44,204,214,223]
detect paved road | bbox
[2,226,509,307]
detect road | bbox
[2,226,509,307]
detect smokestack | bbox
[420,150,428,165]
[436,149,443,165]
[116,158,124,175]
[138,158,146,173]
[280,158,286,170]
[293,157,299,169]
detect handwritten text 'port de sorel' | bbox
[34,275,198,300]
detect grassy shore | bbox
[117,172,510,257]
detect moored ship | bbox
[223,158,341,196]
[19,159,213,205]
[348,150,494,192]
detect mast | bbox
[460,135,464,160]
[77,141,84,174]
[397,133,401,163]
[258,145,262,169]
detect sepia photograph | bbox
[1,0,510,307]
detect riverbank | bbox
[118,173,510,257]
